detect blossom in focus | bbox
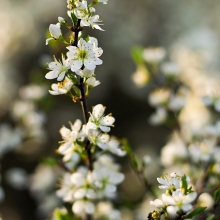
[58,120,85,156]
[66,38,103,71]
[45,55,71,81]
[81,15,104,31]
[49,77,73,95]
[87,104,115,132]
[74,0,91,20]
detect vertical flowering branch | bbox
[45,0,126,219]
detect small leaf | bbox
[131,46,145,65]
[54,209,71,220]
[70,12,78,27]
[42,157,58,166]
[66,73,79,84]
[184,207,206,219]
[206,215,214,220]
[72,85,81,96]
[131,155,139,170]
[181,175,188,193]
[214,188,220,202]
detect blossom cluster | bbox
[150,173,197,219]
[57,104,125,217]
[131,43,220,219]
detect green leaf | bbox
[70,12,78,27]
[42,157,58,166]
[131,46,145,65]
[181,175,188,193]
[66,73,79,84]
[206,215,214,220]
[54,209,72,220]
[131,155,139,170]
[214,188,220,202]
[84,35,90,42]
[72,85,81,97]
[184,207,206,219]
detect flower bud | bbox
[49,24,62,39]
[58,17,66,24]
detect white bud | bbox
[58,17,65,23]
[49,23,62,39]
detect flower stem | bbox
[71,19,93,172]
[71,17,94,220]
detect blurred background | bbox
[1,0,220,219]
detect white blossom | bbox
[81,15,104,31]
[157,173,181,190]
[66,38,103,71]
[45,55,71,81]
[87,104,115,132]
[106,138,126,156]
[58,120,85,156]
[49,77,73,95]
[86,77,100,87]
[163,189,197,214]
[74,0,91,20]
[92,167,124,197]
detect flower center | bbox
[78,50,88,60]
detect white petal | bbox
[45,71,58,79]
[100,115,115,126]
[100,125,111,132]
[92,104,105,119]
[74,189,86,199]
[71,60,82,72]
[84,201,95,214]
[72,201,84,214]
